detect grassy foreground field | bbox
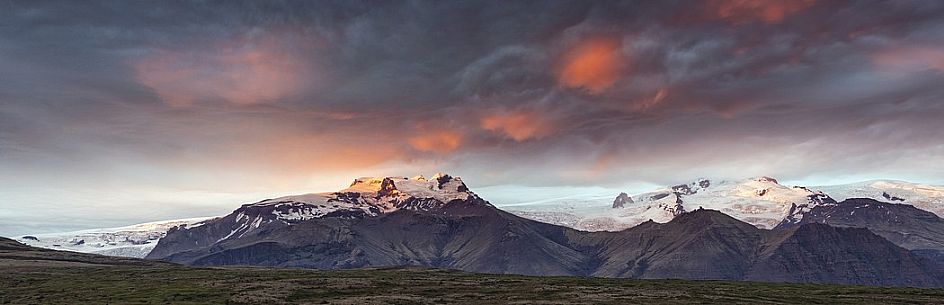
[2,263,944,305]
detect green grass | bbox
[1,265,943,304]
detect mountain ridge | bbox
[146,174,944,287]
[20,175,944,260]
[509,177,943,232]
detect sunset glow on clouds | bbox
[408,129,464,153]
[480,109,555,141]
[134,31,317,106]
[705,0,817,24]
[2,0,944,234]
[558,39,624,93]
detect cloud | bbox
[631,88,669,112]
[480,109,556,141]
[704,0,817,24]
[3,1,944,234]
[557,38,625,93]
[133,30,319,106]
[408,130,464,153]
[871,46,944,72]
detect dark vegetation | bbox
[3,265,944,305]
[2,236,943,304]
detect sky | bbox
[2,0,944,235]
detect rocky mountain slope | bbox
[776,198,944,267]
[148,174,944,287]
[571,209,943,287]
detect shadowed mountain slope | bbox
[777,198,944,252]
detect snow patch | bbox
[16,216,218,258]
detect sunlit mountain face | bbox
[2,0,944,235]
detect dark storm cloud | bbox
[2,0,944,234]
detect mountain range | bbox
[13,174,944,287]
[140,174,944,287]
[508,177,944,231]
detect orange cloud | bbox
[871,47,944,72]
[408,130,463,153]
[134,32,315,106]
[558,39,624,93]
[480,110,554,141]
[706,0,816,24]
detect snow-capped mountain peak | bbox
[212,174,482,243]
[628,177,838,229]
[341,174,471,203]
[244,174,475,221]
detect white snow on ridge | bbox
[658,177,830,229]
[248,174,474,223]
[254,193,374,221]
[500,195,620,231]
[509,177,838,231]
[818,180,944,218]
[16,216,217,258]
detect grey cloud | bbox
[1,0,944,234]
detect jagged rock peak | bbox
[342,174,471,202]
[751,176,779,184]
[612,192,632,208]
[671,178,712,195]
[347,177,386,191]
